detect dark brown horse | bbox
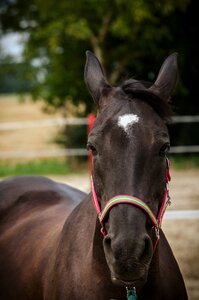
[0,52,188,300]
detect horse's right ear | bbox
[84,51,109,105]
[149,53,178,102]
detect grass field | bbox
[0,155,199,177]
[0,159,70,176]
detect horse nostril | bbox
[103,235,114,259]
[139,235,152,263]
[104,235,112,249]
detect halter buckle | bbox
[167,193,171,206]
[100,227,107,237]
[154,227,160,239]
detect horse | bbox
[0,51,188,300]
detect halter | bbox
[91,159,171,250]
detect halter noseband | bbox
[91,159,171,249]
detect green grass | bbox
[0,155,198,178]
[0,159,72,177]
[169,155,199,169]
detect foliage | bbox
[0,0,196,112]
[0,0,198,150]
[54,125,87,156]
[0,51,34,93]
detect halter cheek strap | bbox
[91,159,171,249]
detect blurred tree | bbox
[0,0,198,147]
[0,49,34,93]
[0,0,194,110]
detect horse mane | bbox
[120,79,173,122]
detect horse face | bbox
[84,51,177,288]
[88,92,169,287]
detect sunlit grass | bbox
[0,159,72,177]
[169,155,199,169]
[0,155,198,178]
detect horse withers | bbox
[0,52,188,299]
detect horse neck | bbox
[50,195,163,299]
[55,194,105,270]
[62,194,161,278]
[88,196,163,295]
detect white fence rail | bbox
[0,146,199,158]
[171,115,199,123]
[170,145,199,154]
[164,210,199,219]
[0,149,88,159]
[0,116,198,158]
[0,118,87,130]
[1,115,199,131]
[151,210,199,221]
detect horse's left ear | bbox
[84,51,110,105]
[149,53,178,102]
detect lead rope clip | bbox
[126,287,137,300]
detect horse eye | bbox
[87,143,98,155]
[159,143,170,157]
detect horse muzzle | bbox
[103,231,152,288]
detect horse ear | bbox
[84,51,110,105]
[149,53,178,102]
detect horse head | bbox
[84,51,178,289]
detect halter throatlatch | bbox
[91,159,171,250]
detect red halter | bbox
[91,159,171,250]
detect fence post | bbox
[87,114,95,176]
